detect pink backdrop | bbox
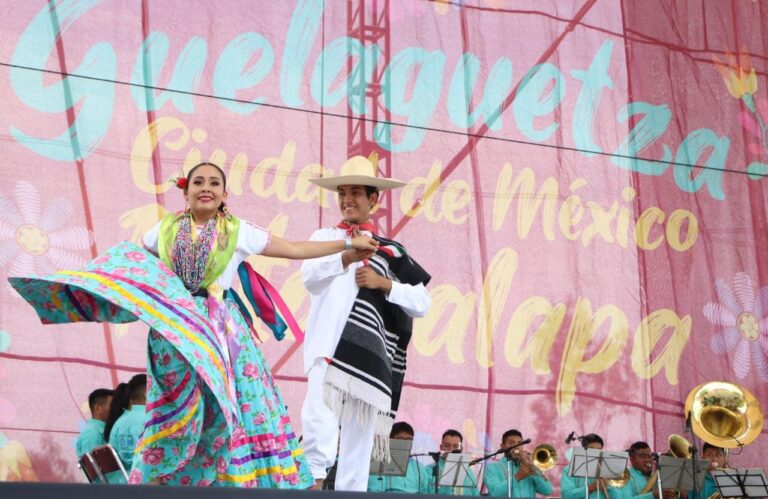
[1,0,767,486]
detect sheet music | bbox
[657,455,709,491]
[569,448,628,479]
[438,452,474,488]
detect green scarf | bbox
[157,212,240,290]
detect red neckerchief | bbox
[337,220,377,267]
[337,220,377,236]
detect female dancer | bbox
[11,162,377,487]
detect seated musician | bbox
[688,443,727,499]
[483,429,552,497]
[425,429,479,495]
[561,433,619,499]
[367,422,431,494]
[611,441,676,499]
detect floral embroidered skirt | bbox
[8,241,312,488]
[130,296,312,487]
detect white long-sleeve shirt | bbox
[300,227,431,374]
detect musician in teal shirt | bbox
[688,443,727,499]
[609,442,658,499]
[368,422,431,494]
[75,388,113,458]
[108,374,146,474]
[561,433,621,499]
[425,429,479,496]
[483,429,553,497]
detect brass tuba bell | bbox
[685,381,764,448]
[668,434,692,458]
[531,443,557,471]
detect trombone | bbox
[515,443,557,478]
[531,443,557,472]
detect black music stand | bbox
[569,448,628,499]
[712,469,768,498]
[657,455,708,493]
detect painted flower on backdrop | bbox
[713,47,757,100]
[713,47,768,181]
[0,181,91,281]
[0,437,38,481]
[703,273,768,382]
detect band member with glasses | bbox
[426,430,479,495]
[367,422,431,494]
[611,442,661,499]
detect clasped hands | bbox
[341,240,392,293]
[350,235,378,251]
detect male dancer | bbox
[301,155,431,491]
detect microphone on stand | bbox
[503,438,531,453]
[502,438,531,459]
[564,431,577,444]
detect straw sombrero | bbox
[308,154,406,191]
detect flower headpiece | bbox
[171,176,188,189]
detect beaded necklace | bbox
[171,211,218,293]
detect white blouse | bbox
[142,218,271,290]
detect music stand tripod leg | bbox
[656,460,663,499]
[585,472,590,499]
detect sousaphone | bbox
[684,381,764,448]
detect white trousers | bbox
[301,359,375,491]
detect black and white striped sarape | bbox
[323,235,430,461]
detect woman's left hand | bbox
[351,236,378,251]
